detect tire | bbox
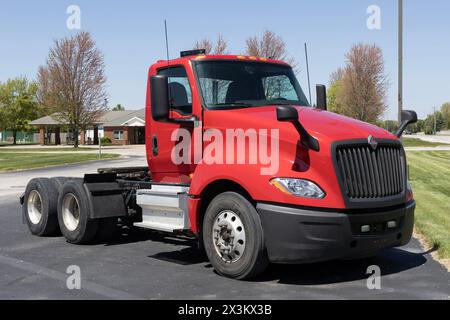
[51,177,70,189]
[51,177,83,189]
[57,180,98,244]
[202,192,269,280]
[22,178,60,236]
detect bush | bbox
[101,137,111,144]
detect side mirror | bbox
[150,75,170,122]
[316,84,327,111]
[396,110,418,138]
[276,106,320,152]
[276,105,299,122]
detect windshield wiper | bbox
[267,101,302,106]
[209,102,255,108]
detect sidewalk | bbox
[405,132,450,145]
[405,146,450,151]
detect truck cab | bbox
[22,51,417,280]
[142,51,418,278]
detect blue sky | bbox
[0,0,449,119]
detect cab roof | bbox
[155,54,291,67]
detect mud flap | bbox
[83,174,127,219]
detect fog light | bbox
[361,225,371,233]
[387,221,397,229]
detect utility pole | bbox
[398,0,403,124]
[99,98,108,159]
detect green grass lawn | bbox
[402,138,449,147]
[0,152,120,171]
[407,151,450,260]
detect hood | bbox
[204,105,396,143]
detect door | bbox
[148,65,198,182]
[135,127,145,144]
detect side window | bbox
[262,75,299,101]
[157,66,192,115]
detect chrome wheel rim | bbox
[212,210,246,263]
[27,190,42,225]
[62,193,80,231]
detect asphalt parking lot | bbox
[0,159,449,300]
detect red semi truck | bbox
[21,50,418,279]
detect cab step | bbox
[134,185,190,233]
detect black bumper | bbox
[257,201,415,264]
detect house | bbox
[29,109,145,146]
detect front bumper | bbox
[257,201,415,264]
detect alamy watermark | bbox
[66,5,81,30]
[66,265,81,290]
[366,265,381,290]
[367,5,381,30]
[171,124,280,176]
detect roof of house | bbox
[105,109,145,126]
[29,115,67,126]
[30,109,145,127]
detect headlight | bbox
[270,178,325,199]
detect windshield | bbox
[194,60,310,109]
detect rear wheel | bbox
[23,178,60,236]
[202,192,269,280]
[57,180,98,244]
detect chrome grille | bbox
[336,144,406,199]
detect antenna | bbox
[164,20,170,66]
[304,43,312,105]
[164,20,172,106]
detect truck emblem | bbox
[368,135,378,150]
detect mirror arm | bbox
[292,121,320,152]
[395,121,410,138]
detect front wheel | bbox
[202,192,269,280]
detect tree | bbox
[327,79,343,114]
[377,120,399,133]
[441,102,450,129]
[0,77,39,145]
[37,32,107,148]
[194,35,229,55]
[406,119,424,134]
[245,30,296,67]
[329,43,389,124]
[246,30,286,59]
[112,104,125,111]
[424,111,445,135]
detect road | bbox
[0,150,146,197]
[0,156,449,300]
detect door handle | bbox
[152,135,158,156]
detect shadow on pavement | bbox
[252,247,431,285]
[98,225,431,285]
